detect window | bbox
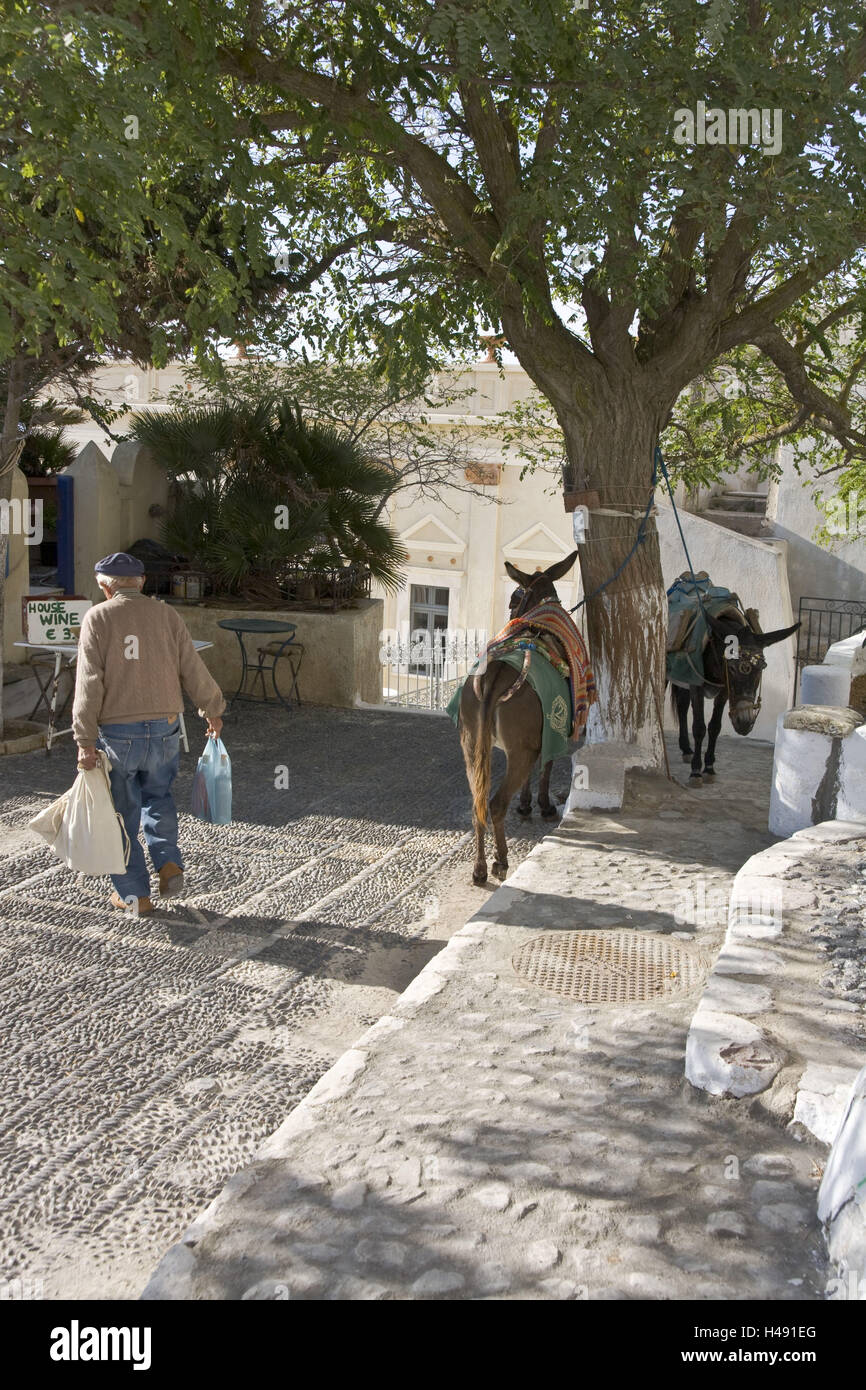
[409,585,450,671]
[410,585,450,631]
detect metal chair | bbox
[257,639,304,707]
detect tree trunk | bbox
[497,309,671,766]
[0,357,28,737]
[559,401,668,764]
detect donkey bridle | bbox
[722,645,766,723]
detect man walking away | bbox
[72,552,226,915]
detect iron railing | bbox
[279,561,371,611]
[794,595,866,702]
[380,628,488,711]
[144,559,372,610]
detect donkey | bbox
[671,609,799,784]
[457,551,579,885]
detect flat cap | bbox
[94,552,145,577]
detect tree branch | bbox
[456,77,521,224]
[531,94,561,168]
[794,297,860,351]
[715,237,866,356]
[839,349,866,411]
[739,405,810,450]
[276,235,367,293]
[749,324,866,453]
[217,46,503,281]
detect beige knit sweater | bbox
[72,591,225,745]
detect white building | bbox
[54,358,583,641]
[34,355,865,740]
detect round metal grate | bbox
[511,930,705,1005]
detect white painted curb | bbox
[686,822,866,1104]
[685,819,866,1296]
[818,1065,866,1293]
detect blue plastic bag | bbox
[191,736,232,825]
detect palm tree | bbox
[0,383,86,477]
[20,428,79,476]
[130,397,407,601]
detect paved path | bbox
[0,706,568,1299]
[144,738,832,1301]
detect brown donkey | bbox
[457,551,580,885]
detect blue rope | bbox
[569,449,657,613]
[655,446,708,618]
[570,444,708,618]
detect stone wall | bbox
[168,598,384,709]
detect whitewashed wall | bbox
[60,443,123,602]
[55,440,169,601]
[765,442,866,609]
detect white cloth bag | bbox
[29,750,131,875]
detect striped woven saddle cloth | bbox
[484,599,596,737]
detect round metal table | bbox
[216,619,299,711]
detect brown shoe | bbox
[110,892,154,915]
[158,862,185,898]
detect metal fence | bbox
[794,595,866,701]
[380,628,488,711]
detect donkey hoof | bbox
[472,869,488,886]
[703,766,716,777]
[540,803,559,819]
[516,804,533,817]
[491,860,508,879]
[688,774,703,786]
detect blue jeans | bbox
[97,718,182,899]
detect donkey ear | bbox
[505,560,533,586]
[744,606,763,634]
[756,621,801,649]
[544,549,579,583]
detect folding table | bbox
[12,639,215,754]
[12,641,78,753]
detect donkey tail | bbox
[470,672,502,829]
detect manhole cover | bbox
[511,930,705,1004]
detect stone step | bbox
[564,742,656,812]
[707,492,767,514]
[697,510,768,537]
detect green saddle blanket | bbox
[446,649,573,764]
[666,572,744,687]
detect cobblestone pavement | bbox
[144,737,833,1301]
[0,705,570,1299]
